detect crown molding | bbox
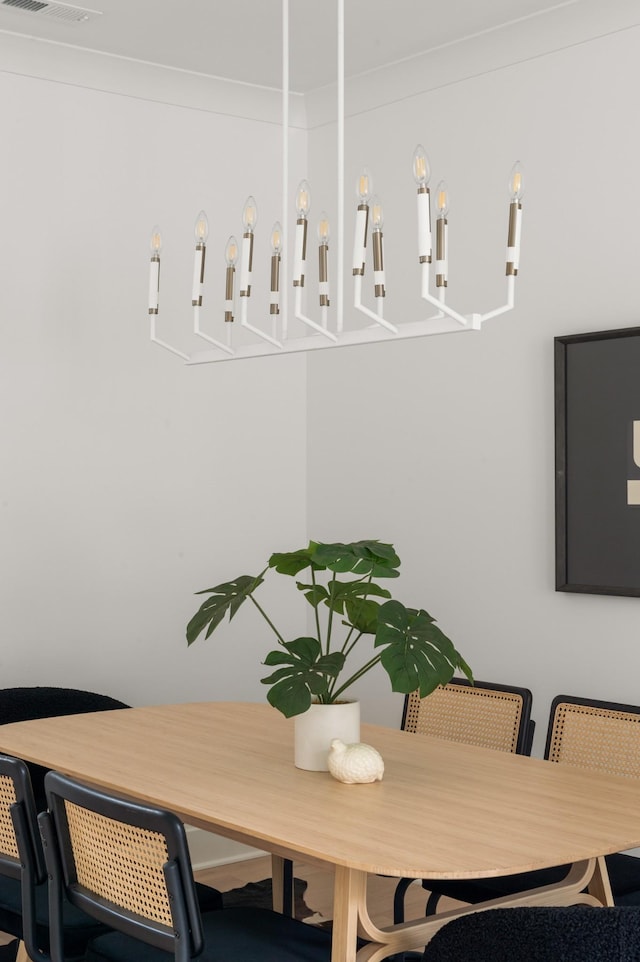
[0,30,306,128]
[305,0,640,128]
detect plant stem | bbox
[310,567,322,646]
[330,653,382,702]
[325,575,337,654]
[248,595,286,646]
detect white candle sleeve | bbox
[352,206,368,273]
[436,221,448,284]
[293,220,306,285]
[374,270,385,288]
[192,246,204,306]
[239,234,252,295]
[417,191,432,262]
[507,205,522,271]
[148,258,160,312]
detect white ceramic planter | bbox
[294,701,361,771]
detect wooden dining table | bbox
[0,701,639,962]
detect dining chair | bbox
[393,678,535,926]
[0,687,131,812]
[0,752,109,962]
[411,694,640,916]
[421,905,640,961]
[39,771,333,962]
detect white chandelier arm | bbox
[150,316,190,361]
[353,276,398,334]
[239,299,283,349]
[294,288,338,342]
[476,274,516,323]
[193,307,236,355]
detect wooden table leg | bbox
[271,854,294,915]
[588,856,614,906]
[332,866,366,962]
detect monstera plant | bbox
[186,539,472,718]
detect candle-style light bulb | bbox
[436,181,449,218]
[370,196,385,299]
[240,196,257,298]
[242,195,258,232]
[370,197,384,231]
[506,162,524,276]
[356,168,373,203]
[294,181,310,287]
[318,211,330,308]
[225,236,238,267]
[224,235,238,323]
[148,225,162,315]
[353,168,372,276]
[192,210,208,307]
[194,210,209,243]
[508,161,524,201]
[271,221,282,255]
[412,145,431,187]
[150,226,162,255]
[413,145,432,264]
[295,180,311,218]
[270,221,282,315]
[435,181,448,288]
[317,212,330,245]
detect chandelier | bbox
[147,1,523,366]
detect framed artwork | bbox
[555,326,640,596]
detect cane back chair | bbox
[393,678,535,927]
[39,771,332,962]
[411,694,640,916]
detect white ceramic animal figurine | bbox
[327,739,384,784]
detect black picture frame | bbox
[555,326,640,596]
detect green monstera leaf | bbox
[311,540,401,578]
[261,637,346,717]
[186,574,264,644]
[375,600,473,697]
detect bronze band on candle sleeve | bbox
[270,254,280,314]
[506,201,521,276]
[192,243,206,306]
[225,266,235,321]
[436,218,447,288]
[319,244,328,284]
[293,218,308,287]
[373,231,385,297]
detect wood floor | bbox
[196,855,439,927]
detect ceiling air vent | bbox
[1,0,101,23]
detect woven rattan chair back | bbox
[544,695,640,776]
[40,771,204,962]
[402,679,534,755]
[0,755,43,881]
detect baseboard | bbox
[185,825,267,871]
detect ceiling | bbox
[0,0,580,92]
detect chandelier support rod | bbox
[337,0,345,333]
[281,0,289,341]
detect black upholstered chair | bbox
[410,694,640,917]
[421,906,640,961]
[39,771,332,962]
[394,679,535,926]
[0,687,131,812]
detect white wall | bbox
[2,13,640,763]
[306,22,640,750]
[0,64,310,708]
